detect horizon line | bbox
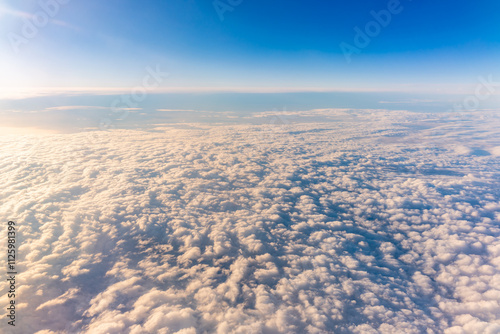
[0,85,485,100]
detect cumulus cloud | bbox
[0,109,499,333]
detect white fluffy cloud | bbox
[0,109,499,333]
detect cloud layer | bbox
[0,109,499,333]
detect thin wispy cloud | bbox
[0,4,32,19]
[0,3,79,30]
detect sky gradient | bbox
[1,0,500,95]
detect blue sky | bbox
[1,0,500,94]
